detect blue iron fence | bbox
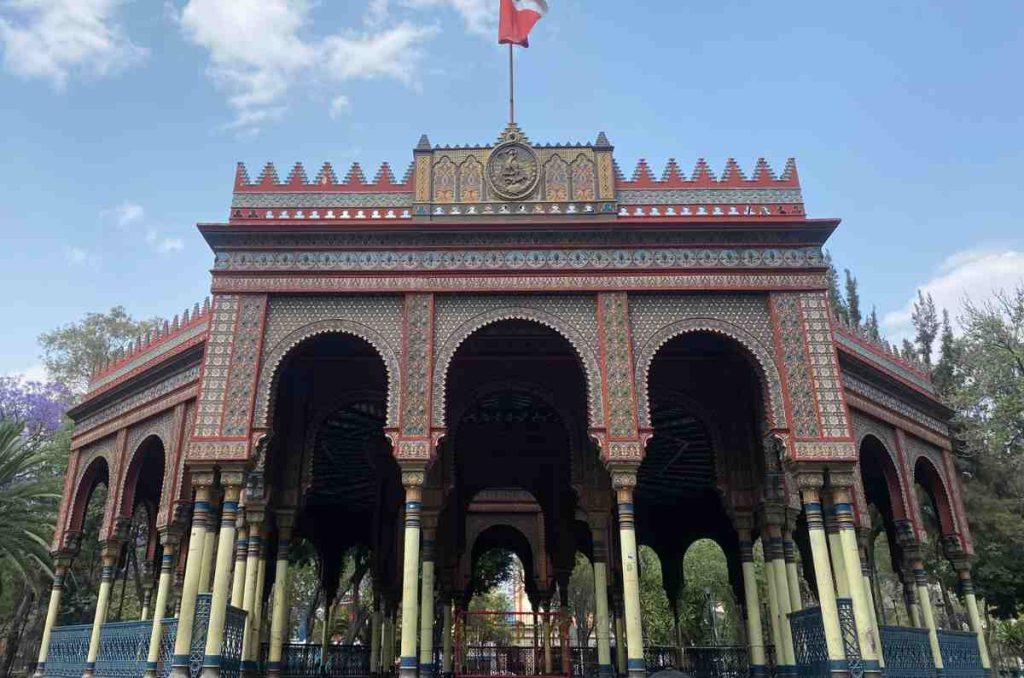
[879,625,936,678]
[93,619,151,677]
[44,592,245,678]
[790,606,828,677]
[937,629,985,678]
[43,624,91,678]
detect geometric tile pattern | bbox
[628,292,786,430]
[431,294,602,429]
[597,292,639,439]
[193,295,240,438]
[253,295,404,430]
[797,291,850,438]
[771,293,822,439]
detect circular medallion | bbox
[487,140,540,201]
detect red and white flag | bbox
[498,0,548,47]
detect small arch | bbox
[68,456,110,536]
[634,318,787,430]
[116,433,167,521]
[254,319,401,431]
[913,456,957,536]
[858,433,909,522]
[432,310,603,430]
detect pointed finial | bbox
[286,162,308,186]
[374,162,396,186]
[234,162,251,189]
[662,158,685,184]
[400,161,415,186]
[345,162,367,185]
[315,162,337,185]
[416,134,432,150]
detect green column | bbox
[83,542,121,678]
[398,472,424,678]
[419,535,436,678]
[267,514,295,678]
[831,485,881,675]
[33,555,72,678]
[201,477,245,678]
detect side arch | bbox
[633,317,788,430]
[67,455,111,537]
[857,430,910,522]
[254,319,401,431]
[431,308,604,430]
[116,433,167,521]
[913,455,957,536]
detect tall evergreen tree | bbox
[865,307,881,340]
[901,338,917,361]
[933,309,960,395]
[824,252,848,322]
[845,269,862,326]
[912,291,939,366]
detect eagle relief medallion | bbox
[487,139,540,201]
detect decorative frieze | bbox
[400,294,433,438]
[598,293,640,439]
[212,272,829,295]
[212,245,825,274]
[842,372,948,436]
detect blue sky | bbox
[1,0,1022,380]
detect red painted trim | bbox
[619,293,641,437]
[85,330,207,401]
[834,324,932,380]
[595,295,613,439]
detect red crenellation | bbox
[616,158,800,189]
[234,161,415,193]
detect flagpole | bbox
[508,42,515,124]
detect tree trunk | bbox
[0,590,36,677]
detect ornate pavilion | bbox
[36,124,989,678]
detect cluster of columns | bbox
[33,460,993,678]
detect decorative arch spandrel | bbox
[906,435,961,538]
[458,156,483,203]
[253,295,404,432]
[543,155,569,202]
[570,154,597,201]
[628,293,787,431]
[115,409,175,523]
[850,411,912,522]
[431,294,603,431]
[432,156,456,203]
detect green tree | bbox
[567,553,595,646]
[824,252,848,322]
[637,545,674,645]
[845,270,862,326]
[38,306,161,395]
[678,540,740,646]
[912,291,939,366]
[933,309,960,396]
[865,307,881,341]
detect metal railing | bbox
[878,625,935,678]
[937,629,985,678]
[43,593,245,678]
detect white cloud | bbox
[882,247,1024,341]
[65,246,100,266]
[329,94,350,119]
[156,237,183,253]
[101,201,184,255]
[103,200,145,228]
[176,0,438,134]
[0,0,147,89]
[401,0,492,35]
[6,363,48,382]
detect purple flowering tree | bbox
[0,376,71,438]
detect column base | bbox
[597,663,615,678]
[748,665,768,676]
[419,664,434,678]
[398,666,418,678]
[200,661,222,678]
[774,665,796,677]
[32,663,45,678]
[168,664,192,678]
[81,661,95,678]
[239,660,260,678]
[626,658,646,678]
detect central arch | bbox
[432,308,604,431]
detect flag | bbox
[498,0,548,47]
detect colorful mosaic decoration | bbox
[628,293,786,430]
[797,291,850,439]
[598,293,640,440]
[400,294,433,438]
[253,295,404,430]
[221,295,267,437]
[193,295,241,439]
[771,293,821,439]
[431,294,603,429]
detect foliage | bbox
[0,421,60,597]
[38,306,161,395]
[844,270,862,326]
[465,589,515,645]
[566,553,595,646]
[0,377,71,438]
[912,290,939,366]
[60,483,107,625]
[637,545,674,645]
[678,540,740,645]
[865,307,881,341]
[825,252,848,322]
[470,548,516,597]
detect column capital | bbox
[219,464,249,491]
[758,502,787,530]
[401,468,426,488]
[245,506,266,526]
[189,465,218,488]
[609,467,638,490]
[275,509,296,539]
